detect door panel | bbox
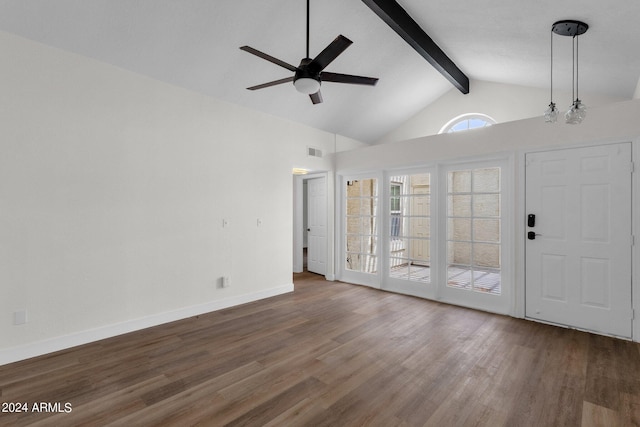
[525,143,632,338]
[440,161,510,315]
[307,177,326,275]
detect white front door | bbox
[525,143,633,338]
[307,177,327,275]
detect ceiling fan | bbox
[240,0,378,104]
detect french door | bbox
[340,161,511,314]
[385,170,435,298]
[439,160,511,314]
[341,174,380,287]
[525,143,632,337]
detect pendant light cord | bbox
[575,35,579,100]
[571,36,578,100]
[572,35,576,102]
[550,28,553,104]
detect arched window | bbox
[439,113,496,134]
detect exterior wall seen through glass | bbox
[346,179,378,274]
[447,168,501,295]
[388,173,431,283]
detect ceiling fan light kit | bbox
[240,0,378,104]
[294,78,321,95]
[293,58,321,94]
[545,19,588,124]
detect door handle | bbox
[307,228,311,232]
[527,231,542,240]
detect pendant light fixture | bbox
[544,26,558,123]
[545,20,589,124]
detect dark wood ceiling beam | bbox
[362,0,469,94]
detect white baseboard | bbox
[0,283,294,367]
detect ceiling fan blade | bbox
[246,76,294,91]
[361,0,469,94]
[240,46,298,72]
[310,91,323,104]
[321,72,379,86]
[309,35,353,72]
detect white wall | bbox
[0,31,347,365]
[339,99,640,170]
[375,80,626,145]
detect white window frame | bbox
[439,113,496,134]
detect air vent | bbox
[307,147,323,158]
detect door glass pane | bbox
[473,194,500,217]
[345,179,378,274]
[473,243,500,269]
[448,195,471,216]
[447,168,501,295]
[473,219,500,242]
[387,173,431,283]
[448,218,471,241]
[473,168,500,192]
[448,241,471,265]
[346,216,361,235]
[410,239,430,264]
[449,170,471,193]
[407,217,428,237]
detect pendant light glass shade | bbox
[544,102,558,123]
[565,99,586,124]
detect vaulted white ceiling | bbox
[0,0,638,143]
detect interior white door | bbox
[525,143,633,338]
[307,177,327,275]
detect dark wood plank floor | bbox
[1,272,639,426]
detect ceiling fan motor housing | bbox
[294,58,320,81]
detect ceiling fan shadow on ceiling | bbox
[239,0,378,104]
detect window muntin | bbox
[345,179,378,274]
[446,167,501,294]
[388,173,431,283]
